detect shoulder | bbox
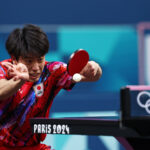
[0,59,12,76]
[0,59,12,64]
[46,61,67,72]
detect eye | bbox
[38,58,44,63]
[26,59,33,64]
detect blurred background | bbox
[0,0,150,149]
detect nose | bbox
[31,62,40,72]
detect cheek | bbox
[40,63,45,71]
[26,65,31,71]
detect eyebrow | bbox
[23,56,44,59]
[23,57,33,59]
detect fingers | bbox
[1,62,28,73]
[8,68,17,77]
[88,62,97,76]
[1,62,14,70]
[13,76,19,81]
[79,61,98,78]
[16,63,28,73]
[1,62,29,81]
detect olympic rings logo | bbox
[137,91,150,114]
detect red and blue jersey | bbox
[0,59,74,147]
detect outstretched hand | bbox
[1,62,29,81]
[79,61,102,81]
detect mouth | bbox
[29,73,40,80]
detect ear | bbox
[11,56,18,65]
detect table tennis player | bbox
[0,24,102,150]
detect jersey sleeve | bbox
[0,64,11,108]
[0,65,7,80]
[47,61,75,90]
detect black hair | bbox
[6,24,49,60]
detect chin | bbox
[29,77,40,82]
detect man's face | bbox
[15,56,45,82]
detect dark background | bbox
[0,0,150,24]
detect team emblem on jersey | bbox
[33,83,44,97]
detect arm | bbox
[0,62,29,101]
[0,78,25,100]
[79,61,102,82]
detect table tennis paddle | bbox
[67,49,89,82]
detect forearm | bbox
[0,78,25,101]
